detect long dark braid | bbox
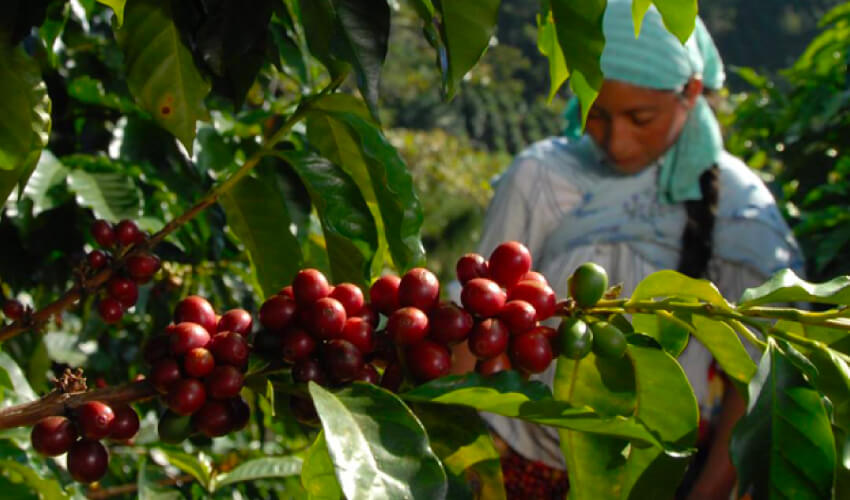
[677,166,719,279]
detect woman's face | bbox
[585,79,703,174]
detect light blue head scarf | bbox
[562,3,724,204]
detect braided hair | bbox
[677,166,719,279]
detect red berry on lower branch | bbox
[322,339,363,384]
[370,275,401,315]
[509,331,553,374]
[76,401,115,440]
[2,299,24,320]
[217,309,253,336]
[329,283,365,317]
[193,400,233,437]
[91,219,115,248]
[292,358,327,385]
[340,317,375,354]
[107,276,138,309]
[167,378,207,415]
[429,302,474,345]
[125,253,161,283]
[259,295,297,331]
[468,318,510,360]
[174,296,217,334]
[98,297,123,324]
[387,307,429,345]
[109,404,140,441]
[461,278,506,318]
[115,219,140,247]
[206,365,244,399]
[498,300,537,334]
[87,250,108,270]
[209,331,249,369]
[281,328,317,364]
[169,322,211,355]
[227,397,250,432]
[306,297,347,340]
[67,439,109,483]
[456,253,489,284]
[31,416,78,456]
[151,358,182,394]
[293,268,331,305]
[406,341,451,383]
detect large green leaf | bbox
[631,312,690,357]
[739,269,850,307]
[298,0,351,80]
[66,76,140,114]
[115,0,210,154]
[20,151,67,216]
[219,175,303,299]
[307,107,425,270]
[309,382,448,500]
[649,0,698,43]
[67,169,143,221]
[154,448,212,491]
[629,270,732,309]
[807,345,850,431]
[537,10,569,103]
[278,150,378,286]
[0,459,68,500]
[212,457,303,491]
[97,0,126,26]
[438,0,501,99]
[731,339,836,500]
[301,432,343,500]
[690,316,757,385]
[0,351,37,406]
[621,345,698,499]
[138,457,182,500]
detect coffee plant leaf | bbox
[301,432,343,500]
[537,10,569,103]
[740,268,850,307]
[212,456,303,491]
[96,0,126,26]
[650,0,698,43]
[438,0,501,100]
[67,169,143,221]
[691,316,757,385]
[154,448,212,491]
[631,312,690,357]
[629,269,732,309]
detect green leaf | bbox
[155,448,212,491]
[739,268,850,307]
[438,0,501,99]
[96,0,126,26]
[537,11,568,103]
[115,0,211,153]
[631,0,652,37]
[301,432,343,500]
[629,270,732,309]
[220,175,303,299]
[621,345,698,499]
[309,107,425,270]
[19,150,66,216]
[212,457,303,491]
[0,351,36,405]
[67,76,140,115]
[309,382,448,500]
[631,313,690,357]
[138,457,182,500]
[298,0,352,80]
[278,150,378,286]
[651,0,698,44]
[0,459,69,500]
[690,316,757,385]
[731,339,836,500]
[67,169,143,221]
[804,345,850,431]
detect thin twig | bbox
[87,474,194,499]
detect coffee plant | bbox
[1,1,848,499]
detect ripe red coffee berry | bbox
[508,281,556,321]
[31,416,77,456]
[290,397,319,426]
[209,331,249,368]
[456,253,489,284]
[369,275,401,315]
[429,302,474,345]
[468,318,510,359]
[476,353,512,376]
[259,295,297,331]
[498,300,537,334]
[115,219,141,247]
[387,307,429,345]
[340,317,375,354]
[406,341,451,383]
[307,297,347,340]
[330,283,365,316]
[98,297,123,324]
[76,401,115,440]
[292,268,331,305]
[170,322,211,356]
[91,219,115,248]
[281,327,317,364]
[520,271,548,285]
[217,309,253,336]
[151,358,182,393]
[489,241,532,289]
[67,440,109,483]
[227,397,250,432]
[143,335,170,365]
[87,250,108,270]
[206,365,244,399]
[355,364,380,384]
[2,299,24,320]
[109,404,140,441]
[461,278,506,318]
[184,347,215,377]
[292,358,327,385]
[322,339,364,383]
[193,400,232,437]
[174,296,217,334]
[380,361,404,392]
[355,304,379,328]
[107,276,138,309]
[125,253,161,283]
[509,331,553,374]
[278,285,294,298]
[167,378,207,415]
[398,267,440,311]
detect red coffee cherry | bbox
[292,269,331,305]
[406,341,451,383]
[107,276,138,309]
[461,278,506,318]
[109,404,140,441]
[87,250,108,270]
[322,339,364,384]
[67,440,109,483]
[429,302,474,345]
[76,401,115,440]
[489,241,532,289]
[509,331,554,374]
[115,219,141,247]
[167,379,207,415]
[508,281,556,321]
[380,361,404,392]
[281,327,317,364]
[355,364,380,384]
[125,253,161,283]
[368,330,397,368]
[290,396,319,426]
[369,275,401,315]
[329,283,365,316]
[355,304,379,328]
[174,296,217,334]
[468,318,510,360]
[476,353,512,376]
[307,297,347,340]
[31,416,77,456]
[193,400,232,437]
[456,253,489,284]
[398,267,440,312]
[217,309,253,336]
[91,219,115,248]
[2,299,24,321]
[259,295,297,332]
[206,365,244,399]
[98,297,123,324]
[151,358,182,394]
[278,285,294,298]
[292,358,327,385]
[520,271,548,285]
[387,307,429,345]
[169,322,211,356]
[143,335,171,365]
[498,300,537,334]
[209,331,249,369]
[184,347,215,378]
[340,317,375,354]
[227,397,251,432]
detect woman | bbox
[458,1,804,498]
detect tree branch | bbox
[87,474,194,499]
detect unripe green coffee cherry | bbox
[568,263,608,308]
[158,410,194,444]
[589,321,627,359]
[557,318,593,360]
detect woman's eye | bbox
[631,113,655,125]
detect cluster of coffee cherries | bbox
[501,452,569,499]
[143,296,250,443]
[88,219,161,324]
[30,400,140,483]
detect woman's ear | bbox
[683,78,704,108]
